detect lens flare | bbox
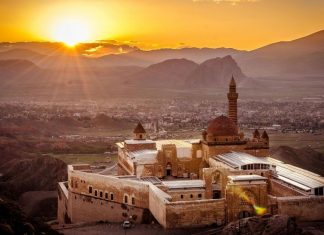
[233,187,267,216]
[253,205,267,216]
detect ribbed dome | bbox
[206,115,238,136]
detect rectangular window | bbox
[105,192,108,199]
[180,195,184,199]
[132,197,135,205]
[124,195,128,204]
[198,193,202,198]
[319,187,323,195]
[100,191,103,197]
[111,193,114,201]
[95,190,98,197]
[89,186,92,194]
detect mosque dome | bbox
[206,115,238,136]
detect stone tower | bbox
[227,76,238,126]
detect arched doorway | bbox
[238,211,252,219]
[166,162,172,176]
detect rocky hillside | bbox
[221,214,321,235]
[270,146,324,176]
[0,198,61,235]
[0,148,67,199]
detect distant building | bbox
[58,77,324,229]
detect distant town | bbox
[1,98,323,139]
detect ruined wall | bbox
[276,196,324,221]
[203,167,230,199]
[269,179,306,197]
[165,199,226,228]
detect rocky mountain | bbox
[186,55,247,88]
[126,58,199,87]
[235,30,324,76]
[127,55,248,88]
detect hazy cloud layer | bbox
[193,0,259,4]
[0,41,139,57]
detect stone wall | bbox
[165,199,226,228]
[118,151,135,174]
[276,196,324,221]
[69,191,146,223]
[67,166,152,224]
[126,143,156,151]
[225,182,268,222]
[68,169,150,209]
[167,189,206,201]
[57,182,70,224]
[269,179,306,197]
[203,167,229,199]
[148,184,171,227]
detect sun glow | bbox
[52,18,91,46]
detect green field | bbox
[50,154,118,165]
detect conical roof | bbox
[133,122,146,134]
[261,130,269,140]
[253,129,260,139]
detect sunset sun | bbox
[52,19,91,46]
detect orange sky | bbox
[0,0,324,50]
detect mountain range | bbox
[0,30,323,78]
[0,30,323,99]
[126,55,247,88]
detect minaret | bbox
[227,76,238,126]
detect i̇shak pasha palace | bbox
[58,77,324,229]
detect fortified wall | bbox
[58,164,227,229]
[268,195,324,221]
